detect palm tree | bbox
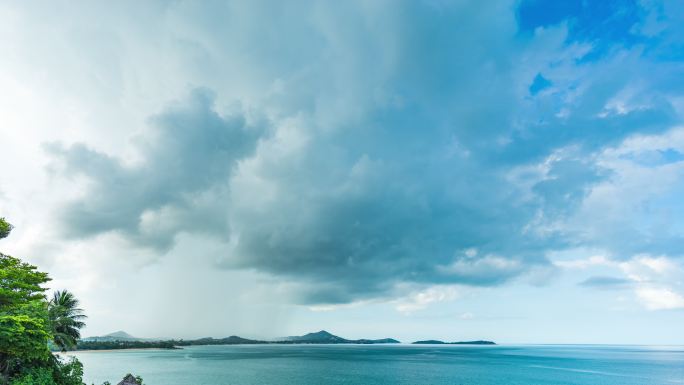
[48,290,87,351]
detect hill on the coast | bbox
[279,330,399,344]
[281,330,348,343]
[81,330,499,348]
[83,331,149,342]
[77,330,401,350]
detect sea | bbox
[72,344,684,385]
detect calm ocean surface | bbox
[72,344,684,385]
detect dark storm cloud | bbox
[47,88,263,250]
[45,0,684,304]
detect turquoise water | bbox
[72,344,684,385]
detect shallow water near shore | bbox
[73,344,684,385]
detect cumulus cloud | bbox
[558,253,684,310]
[635,287,684,310]
[554,255,611,269]
[550,128,684,259]
[394,285,462,314]
[47,89,264,250]
[36,0,684,307]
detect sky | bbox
[1,0,684,344]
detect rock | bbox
[117,374,140,385]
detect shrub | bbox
[10,367,55,385]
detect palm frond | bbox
[48,289,87,351]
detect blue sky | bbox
[0,0,683,344]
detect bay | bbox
[72,344,684,385]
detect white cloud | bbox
[553,255,611,269]
[438,255,524,282]
[459,312,474,320]
[619,255,682,282]
[635,287,684,310]
[1,0,684,339]
[554,253,684,311]
[394,285,462,314]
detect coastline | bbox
[62,348,180,353]
[70,342,504,353]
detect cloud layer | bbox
[27,0,684,306]
[47,89,263,250]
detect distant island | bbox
[278,330,400,344]
[412,340,496,345]
[81,330,150,342]
[74,330,401,351]
[74,330,494,351]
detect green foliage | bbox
[51,356,84,385]
[9,367,54,385]
[48,291,86,352]
[0,301,52,360]
[0,253,50,308]
[7,356,84,385]
[0,219,11,240]
[0,216,86,385]
[1,252,52,380]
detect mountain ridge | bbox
[83,330,149,342]
[278,330,399,344]
[77,330,494,350]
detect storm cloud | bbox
[42,0,684,305]
[47,88,263,250]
